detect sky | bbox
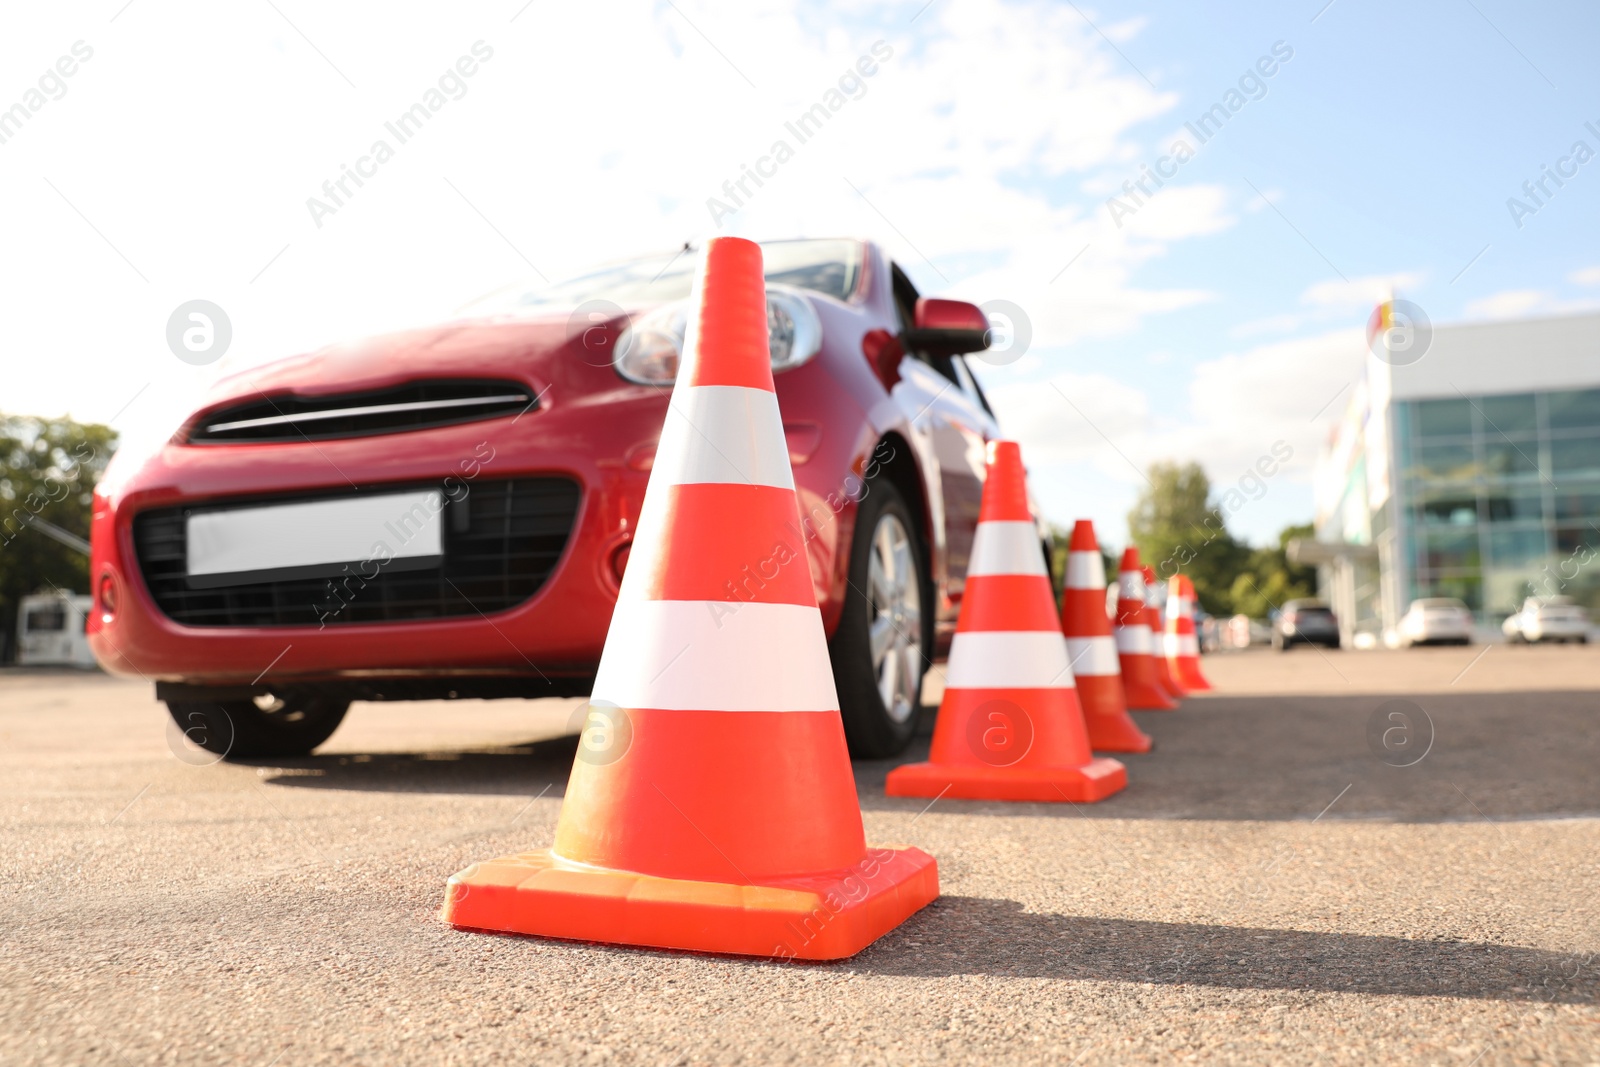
[3,0,1598,548]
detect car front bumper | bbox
[88,407,647,689]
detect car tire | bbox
[164,692,350,761]
[830,478,929,759]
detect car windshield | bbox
[459,238,862,317]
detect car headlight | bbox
[613,284,823,385]
[612,303,688,386]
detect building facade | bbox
[1314,311,1600,640]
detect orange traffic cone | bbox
[441,237,938,960]
[1144,566,1188,701]
[1114,548,1178,710]
[1061,521,1151,752]
[886,442,1125,802]
[1165,574,1213,691]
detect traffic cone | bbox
[1115,548,1178,711]
[1144,566,1188,701]
[885,442,1125,803]
[1061,521,1151,752]
[1165,574,1213,691]
[441,237,938,960]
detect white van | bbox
[17,592,97,668]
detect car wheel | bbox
[830,478,927,759]
[164,691,350,761]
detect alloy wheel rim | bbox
[866,512,921,725]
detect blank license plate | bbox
[185,490,444,588]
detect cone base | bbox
[885,756,1126,803]
[1172,663,1213,691]
[1124,683,1179,711]
[441,846,939,961]
[1085,715,1153,753]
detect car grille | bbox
[132,478,581,627]
[187,380,535,443]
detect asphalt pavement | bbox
[2,644,1597,1065]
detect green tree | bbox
[1229,523,1316,618]
[0,414,117,660]
[1127,461,1249,616]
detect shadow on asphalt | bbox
[838,897,1598,1003]
[260,690,1600,822]
[255,734,581,795]
[856,689,1600,822]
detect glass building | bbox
[1313,311,1600,641]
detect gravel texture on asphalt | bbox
[2,645,1597,1065]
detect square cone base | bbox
[885,756,1126,803]
[441,845,939,961]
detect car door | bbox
[885,263,998,612]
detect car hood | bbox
[198,315,578,411]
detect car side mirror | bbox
[905,298,991,357]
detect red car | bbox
[89,238,1007,759]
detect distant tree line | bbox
[1125,460,1315,618]
[0,414,116,661]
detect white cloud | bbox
[1463,289,1600,320]
[1175,329,1365,483]
[1300,272,1425,309]
[983,371,1151,474]
[979,328,1367,543]
[1223,272,1424,346]
[1569,266,1600,286]
[1103,16,1151,45]
[1,0,1233,462]
[1243,187,1284,211]
[1228,312,1303,339]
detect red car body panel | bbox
[87,241,996,691]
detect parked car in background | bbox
[1223,613,1272,649]
[1503,596,1590,644]
[1398,597,1474,646]
[89,238,1011,760]
[16,592,96,668]
[1272,599,1340,650]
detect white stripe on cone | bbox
[1118,572,1144,599]
[1065,635,1120,676]
[656,385,794,489]
[945,631,1076,689]
[967,521,1048,577]
[1164,633,1200,657]
[1115,624,1152,655]
[594,600,839,711]
[1064,550,1104,590]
